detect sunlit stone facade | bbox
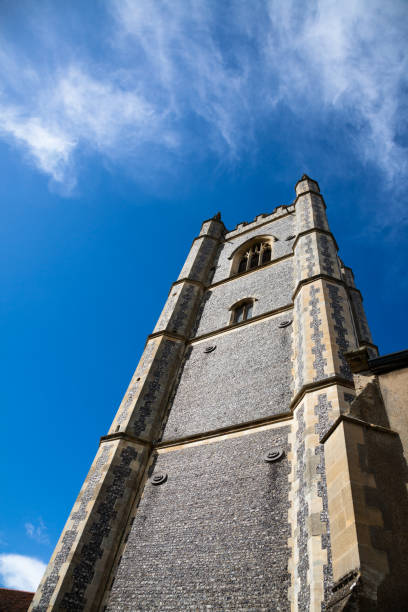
[30,176,408,611]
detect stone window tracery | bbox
[236,241,271,275]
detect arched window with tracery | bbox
[230,299,255,324]
[236,241,272,275]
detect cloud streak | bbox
[0,0,406,193]
[25,518,49,545]
[0,554,45,591]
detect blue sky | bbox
[1,0,407,591]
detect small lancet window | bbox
[231,300,254,324]
[236,241,272,274]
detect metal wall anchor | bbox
[151,473,167,485]
[264,449,284,462]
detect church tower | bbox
[30,176,408,611]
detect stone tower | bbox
[30,176,408,611]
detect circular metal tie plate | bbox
[204,345,216,353]
[151,473,167,485]
[278,320,292,328]
[264,448,284,463]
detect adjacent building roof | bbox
[0,587,34,612]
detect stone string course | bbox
[193,258,294,337]
[212,215,295,283]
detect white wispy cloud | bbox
[0,0,406,194]
[24,518,49,545]
[0,554,45,591]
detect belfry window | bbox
[236,241,271,274]
[231,300,254,324]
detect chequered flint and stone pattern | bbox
[130,338,185,440]
[154,282,202,337]
[310,194,329,232]
[310,285,328,381]
[317,234,341,279]
[192,258,294,337]
[105,426,292,611]
[296,194,313,234]
[295,233,318,282]
[341,265,356,288]
[290,388,343,611]
[294,404,310,611]
[31,444,113,611]
[294,277,360,395]
[314,395,334,608]
[349,289,374,346]
[199,219,225,239]
[293,292,306,393]
[177,235,219,283]
[162,313,294,440]
[112,341,157,430]
[295,192,329,236]
[110,338,185,440]
[326,283,356,380]
[31,441,148,612]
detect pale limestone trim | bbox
[291,273,360,302]
[189,303,294,344]
[292,227,339,252]
[290,376,355,412]
[147,330,187,343]
[157,414,293,452]
[320,414,398,444]
[209,251,294,290]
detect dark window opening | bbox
[231,300,254,324]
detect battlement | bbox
[225,174,321,238]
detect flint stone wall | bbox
[163,314,293,440]
[193,258,294,337]
[105,426,291,611]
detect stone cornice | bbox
[156,411,293,450]
[369,349,408,375]
[290,376,355,412]
[292,227,339,252]
[188,303,293,345]
[146,330,186,344]
[293,188,327,209]
[192,233,222,244]
[208,252,294,290]
[171,278,206,291]
[99,432,152,447]
[292,273,363,302]
[320,414,398,444]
